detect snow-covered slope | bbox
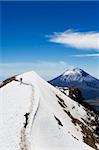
[0,71,99,150]
[49,68,99,100]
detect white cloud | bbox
[74,53,99,57]
[48,29,99,50]
[0,61,72,81]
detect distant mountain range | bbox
[49,68,99,100]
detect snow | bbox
[0,71,94,150]
[58,87,70,96]
[63,68,82,76]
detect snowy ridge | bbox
[0,71,99,150]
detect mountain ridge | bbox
[0,71,99,149]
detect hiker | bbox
[20,78,22,85]
[24,113,30,128]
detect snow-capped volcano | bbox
[62,68,86,76]
[0,71,99,150]
[49,68,99,100]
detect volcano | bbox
[49,68,99,100]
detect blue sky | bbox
[1,1,99,80]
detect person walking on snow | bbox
[20,78,22,85]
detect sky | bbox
[0,1,99,81]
